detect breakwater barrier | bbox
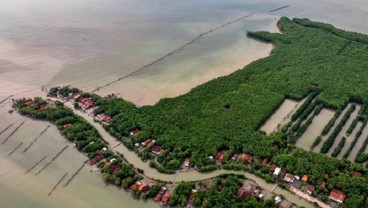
[90,12,257,92]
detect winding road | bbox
[62,101,314,208]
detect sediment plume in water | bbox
[8,142,23,156]
[63,161,87,187]
[23,125,50,153]
[48,172,68,196]
[35,145,69,176]
[25,156,48,174]
[91,12,257,92]
[0,124,13,136]
[1,121,25,145]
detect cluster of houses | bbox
[272,165,349,205]
[78,97,94,111]
[12,98,55,111]
[130,181,150,193]
[209,152,254,165]
[153,187,171,205]
[135,138,165,156]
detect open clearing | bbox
[296,109,335,151]
[260,99,303,134]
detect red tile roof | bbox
[305,185,315,195]
[162,192,171,205]
[231,154,238,160]
[284,173,295,183]
[103,115,111,123]
[88,154,104,165]
[261,158,269,165]
[151,146,164,155]
[216,152,224,160]
[329,189,346,203]
[352,170,363,177]
[270,164,277,170]
[63,123,72,128]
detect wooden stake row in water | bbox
[269,5,290,13]
[35,145,69,176]
[25,156,48,174]
[48,172,68,196]
[23,125,50,153]
[0,95,13,105]
[1,121,25,145]
[63,161,87,187]
[0,124,13,136]
[8,142,23,156]
[91,12,257,92]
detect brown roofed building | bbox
[63,123,72,128]
[305,185,315,195]
[162,192,171,205]
[352,170,363,177]
[283,173,295,183]
[216,152,224,161]
[231,154,238,161]
[261,158,269,165]
[329,189,346,204]
[151,146,164,155]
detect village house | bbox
[283,173,295,183]
[273,167,281,176]
[79,97,94,110]
[275,196,282,204]
[301,175,308,182]
[96,113,112,124]
[216,152,224,161]
[320,181,326,189]
[153,187,167,202]
[329,189,346,204]
[239,153,253,163]
[151,146,164,155]
[111,166,121,174]
[63,123,72,128]
[305,185,315,195]
[130,181,150,193]
[141,139,154,147]
[130,129,141,137]
[188,189,197,202]
[161,192,171,205]
[24,100,35,107]
[352,170,363,177]
[88,154,104,165]
[237,188,254,200]
[261,158,269,165]
[231,154,239,161]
